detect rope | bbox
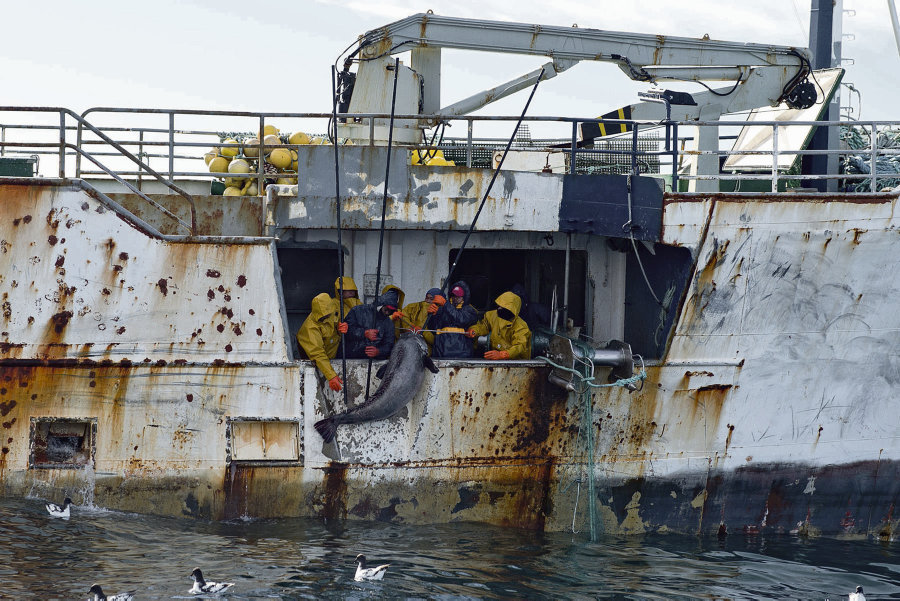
[537,356,647,389]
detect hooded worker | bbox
[402,287,443,351]
[333,276,361,318]
[431,281,478,358]
[296,293,346,391]
[380,284,406,340]
[342,288,400,359]
[468,291,531,360]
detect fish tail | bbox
[314,417,338,443]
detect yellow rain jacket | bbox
[381,284,406,340]
[296,293,341,381]
[470,291,531,359]
[402,299,436,351]
[333,277,361,319]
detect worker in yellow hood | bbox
[297,293,346,391]
[333,277,361,318]
[401,287,442,352]
[381,284,406,340]
[468,291,531,360]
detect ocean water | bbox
[0,496,897,600]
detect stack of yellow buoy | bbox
[410,149,455,166]
[204,125,315,196]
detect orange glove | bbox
[364,328,379,341]
[328,376,342,391]
[427,303,440,315]
[390,310,405,322]
[432,295,446,306]
[410,325,422,333]
[466,328,476,338]
[364,346,379,358]
[338,322,348,334]
[484,350,509,360]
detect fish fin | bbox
[375,363,388,379]
[423,356,439,374]
[314,417,338,443]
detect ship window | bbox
[447,248,586,329]
[30,418,96,468]
[227,419,300,464]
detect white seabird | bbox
[88,583,135,601]
[189,567,234,595]
[45,497,73,518]
[849,585,866,601]
[354,554,390,581]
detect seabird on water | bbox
[88,583,135,601]
[849,585,866,601]
[45,497,73,518]
[189,567,234,595]
[354,554,390,581]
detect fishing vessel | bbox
[0,11,897,538]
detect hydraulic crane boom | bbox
[337,12,815,139]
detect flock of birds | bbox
[45,499,391,598]
[46,498,872,600]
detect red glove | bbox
[466,328,476,338]
[432,295,446,306]
[338,322,348,334]
[390,310,405,322]
[328,376,342,391]
[364,346,379,358]
[427,303,440,315]
[484,350,509,360]
[364,328,379,341]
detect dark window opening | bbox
[30,418,96,468]
[621,241,693,359]
[277,245,341,358]
[447,248,586,330]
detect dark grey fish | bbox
[314,333,438,443]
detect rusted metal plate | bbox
[108,193,265,237]
[0,183,288,363]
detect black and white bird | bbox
[189,567,234,595]
[849,585,866,601]
[354,554,389,581]
[45,497,73,518]
[88,583,135,601]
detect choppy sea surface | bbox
[0,496,897,600]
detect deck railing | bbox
[1,106,898,199]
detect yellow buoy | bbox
[228,158,251,175]
[268,148,292,169]
[208,156,230,173]
[263,134,281,151]
[223,186,243,196]
[261,124,279,138]
[275,176,298,185]
[288,131,310,145]
[243,137,260,158]
[203,150,218,166]
[243,181,259,196]
[219,138,240,158]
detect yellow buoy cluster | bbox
[410,149,455,166]
[204,125,313,196]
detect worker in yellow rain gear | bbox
[467,291,531,360]
[297,292,348,391]
[333,277,361,318]
[400,287,442,352]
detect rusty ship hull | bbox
[1,150,898,538]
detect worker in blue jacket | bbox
[430,281,479,359]
[341,288,400,359]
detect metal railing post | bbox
[1,125,5,157]
[368,116,375,146]
[671,122,679,193]
[870,124,878,192]
[137,130,145,192]
[257,115,265,197]
[58,111,65,178]
[631,124,639,175]
[168,112,175,182]
[570,121,577,174]
[466,119,473,167]
[772,123,779,193]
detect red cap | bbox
[451,286,464,297]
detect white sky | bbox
[1,0,897,134]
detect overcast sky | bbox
[2,0,896,130]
